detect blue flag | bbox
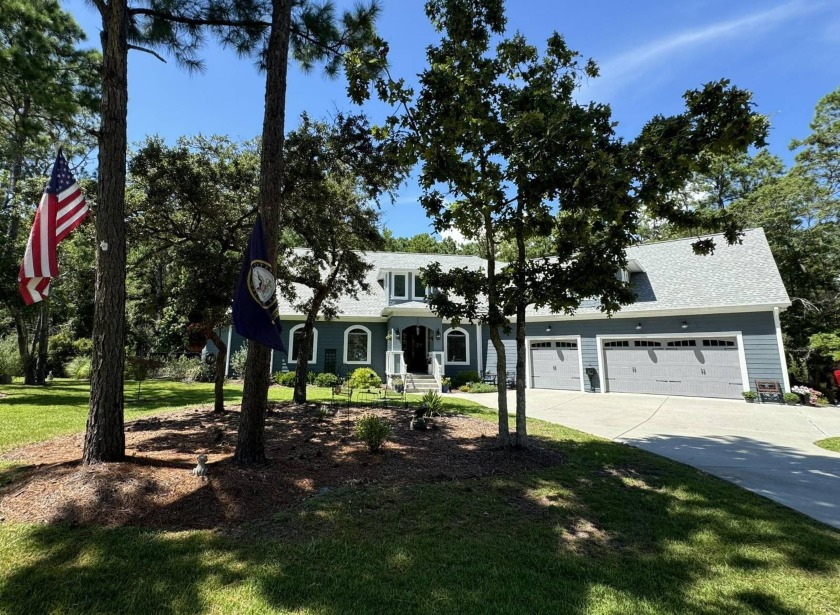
[232,213,286,353]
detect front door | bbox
[401,326,427,372]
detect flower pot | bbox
[744,398,755,403]
[441,385,450,393]
[785,399,799,406]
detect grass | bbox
[0,378,443,453]
[1,382,839,613]
[815,437,840,453]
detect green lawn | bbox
[815,437,840,453]
[1,381,839,613]
[0,378,441,453]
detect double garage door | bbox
[531,340,581,390]
[604,337,743,399]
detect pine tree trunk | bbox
[513,200,528,448]
[235,0,292,465]
[208,330,227,413]
[483,211,509,446]
[83,0,128,464]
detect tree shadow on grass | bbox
[2,432,839,614]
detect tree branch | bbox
[128,44,168,63]
[128,7,269,30]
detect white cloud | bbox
[584,1,822,99]
[439,226,470,246]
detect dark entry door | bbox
[401,326,427,372]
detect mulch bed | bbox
[0,403,564,530]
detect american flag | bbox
[18,149,89,305]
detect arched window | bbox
[445,327,469,364]
[288,324,317,363]
[344,325,372,364]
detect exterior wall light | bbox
[636,323,642,330]
[681,321,688,329]
[435,329,441,340]
[545,324,552,332]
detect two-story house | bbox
[221,228,791,399]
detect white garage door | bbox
[604,337,743,399]
[531,340,581,390]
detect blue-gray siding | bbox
[482,312,784,393]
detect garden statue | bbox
[192,454,209,477]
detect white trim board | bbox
[773,307,791,392]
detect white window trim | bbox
[444,327,470,365]
[411,273,428,301]
[595,331,748,395]
[288,324,318,364]
[525,335,584,392]
[344,325,372,365]
[391,272,408,300]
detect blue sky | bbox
[63,0,840,237]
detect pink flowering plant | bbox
[791,385,824,406]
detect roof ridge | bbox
[635,227,763,248]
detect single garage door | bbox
[604,337,743,399]
[531,340,581,390]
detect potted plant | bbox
[783,392,800,406]
[742,391,757,403]
[441,376,451,393]
[392,376,404,394]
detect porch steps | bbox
[404,373,440,394]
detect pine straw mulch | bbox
[0,402,564,530]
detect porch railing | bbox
[385,350,407,385]
[429,351,444,390]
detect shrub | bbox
[452,370,480,388]
[742,391,757,400]
[65,355,92,380]
[160,355,202,381]
[315,372,338,387]
[274,371,297,387]
[0,335,22,377]
[421,390,443,416]
[194,358,215,382]
[229,342,248,378]
[460,382,497,394]
[783,392,800,404]
[355,413,391,453]
[348,367,381,390]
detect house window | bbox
[344,326,371,364]
[413,274,426,299]
[445,328,469,364]
[392,273,407,299]
[289,324,317,363]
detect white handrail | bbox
[430,351,444,391]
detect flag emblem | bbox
[18,149,88,305]
[248,261,277,305]
[232,214,286,353]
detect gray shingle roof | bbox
[277,228,790,319]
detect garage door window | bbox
[557,341,577,348]
[703,339,735,347]
[605,341,629,348]
[667,340,696,347]
[634,340,661,347]
[532,341,552,348]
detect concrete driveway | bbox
[464,389,840,529]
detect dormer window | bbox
[413,273,427,300]
[392,273,407,299]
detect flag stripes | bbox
[18,149,88,305]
